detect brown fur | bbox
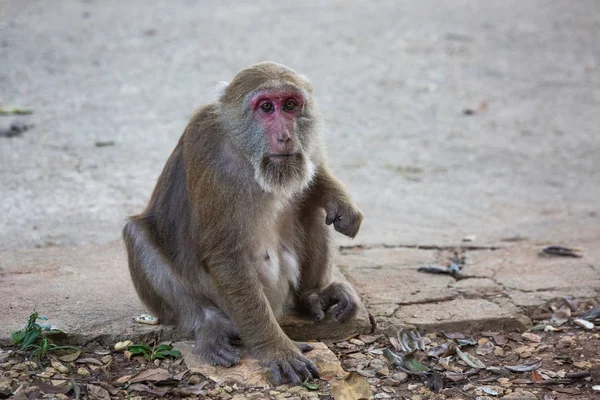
[123,62,363,384]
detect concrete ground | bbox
[1,0,599,355]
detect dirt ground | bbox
[1,315,598,399]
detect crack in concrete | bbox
[339,243,502,252]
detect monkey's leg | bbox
[124,218,240,366]
[296,202,359,323]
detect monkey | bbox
[123,61,363,385]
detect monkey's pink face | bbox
[250,90,305,161]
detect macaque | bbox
[123,62,363,384]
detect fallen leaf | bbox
[424,372,444,393]
[541,245,582,258]
[505,359,542,372]
[442,332,466,339]
[427,343,449,358]
[0,106,33,115]
[302,380,320,390]
[493,335,507,345]
[456,337,477,346]
[129,368,172,384]
[521,332,541,343]
[86,384,110,400]
[573,360,591,370]
[128,383,169,397]
[573,318,594,330]
[550,305,571,326]
[563,295,579,311]
[476,341,495,356]
[172,369,189,381]
[404,354,429,372]
[580,306,600,321]
[553,387,581,395]
[330,372,373,400]
[76,358,104,366]
[531,370,543,383]
[455,348,485,369]
[114,374,135,385]
[59,350,82,362]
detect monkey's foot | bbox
[263,352,319,385]
[301,282,358,323]
[193,336,241,367]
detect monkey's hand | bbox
[300,282,358,323]
[325,198,363,238]
[256,341,320,385]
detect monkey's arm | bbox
[208,251,319,384]
[312,165,363,238]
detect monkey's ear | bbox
[298,75,314,94]
[214,81,230,99]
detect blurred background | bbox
[1,0,599,251]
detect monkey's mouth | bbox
[267,153,299,161]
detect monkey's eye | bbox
[260,102,274,113]
[283,99,297,111]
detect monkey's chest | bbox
[258,244,301,316]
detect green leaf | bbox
[12,330,27,345]
[403,355,429,372]
[0,106,33,115]
[37,315,49,321]
[302,380,320,390]
[22,329,41,348]
[154,344,172,352]
[129,345,152,358]
[168,349,181,359]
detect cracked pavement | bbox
[1,0,600,345]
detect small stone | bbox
[336,341,353,349]
[557,335,575,348]
[544,325,557,332]
[392,372,409,383]
[347,352,367,359]
[77,367,90,377]
[573,318,594,330]
[287,386,306,394]
[376,366,390,376]
[223,385,233,393]
[494,347,504,356]
[407,383,421,390]
[247,393,265,399]
[219,393,232,400]
[101,355,112,364]
[350,339,365,346]
[592,385,600,391]
[55,395,70,400]
[269,391,279,396]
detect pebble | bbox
[407,383,421,390]
[592,385,600,391]
[369,359,385,371]
[223,385,234,393]
[219,393,232,400]
[12,362,36,372]
[77,367,90,377]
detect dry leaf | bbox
[58,350,81,363]
[129,368,172,384]
[476,341,495,356]
[573,360,591,370]
[505,359,542,372]
[128,383,169,397]
[550,305,571,326]
[531,370,543,383]
[76,358,104,366]
[86,384,110,400]
[330,372,373,400]
[455,347,485,369]
[521,333,541,343]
